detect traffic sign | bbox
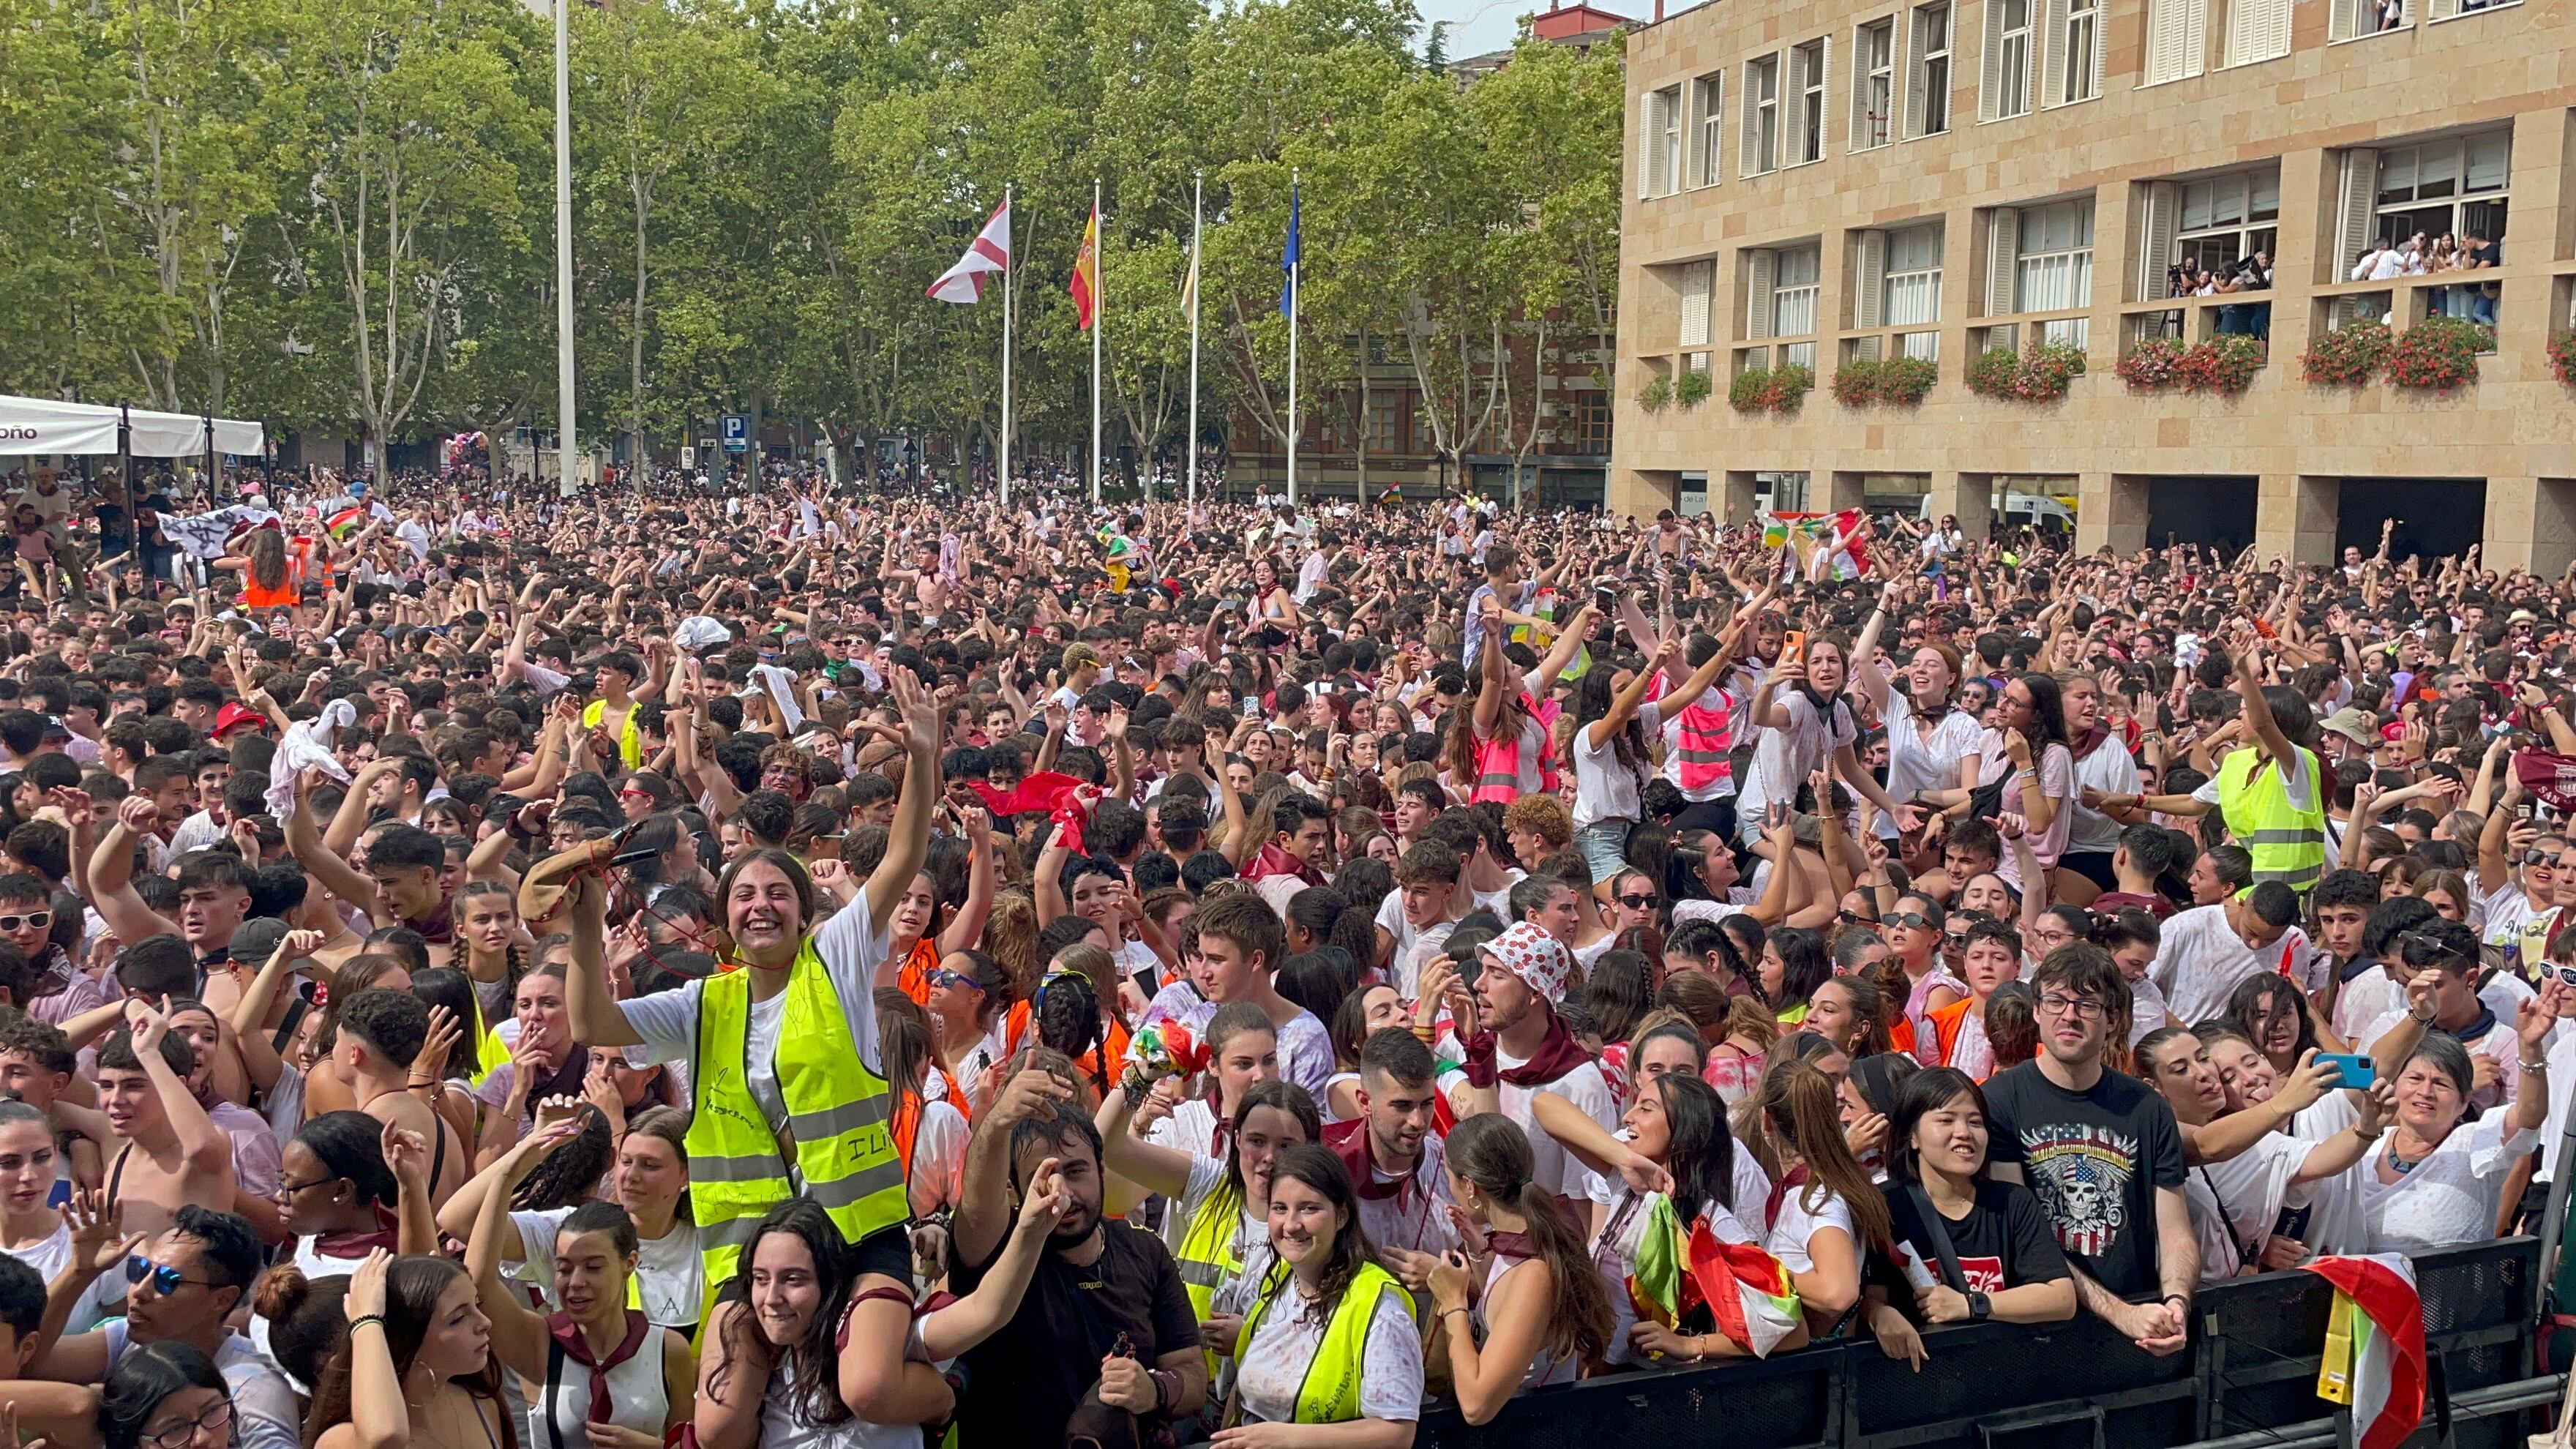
[721,414,749,453]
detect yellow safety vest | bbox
[684,936,906,1323]
[1233,1259,1413,1424]
[2215,744,2327,894]
[1175,1177,1246,1377]
[581,697,644,769]
[469,993,509,1087]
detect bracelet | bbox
[2522,1059,2548,1074]
[1439,1306,1469,1321]
[350,1315,385,1333]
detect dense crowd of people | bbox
[0,461,2550,1449]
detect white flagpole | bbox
[553,0,576,497]
[1000,184,1013,513]
[1286,169,1299,507]
[1186,171,1202,509]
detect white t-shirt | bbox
[2185,1134,2310,1281]
[1881,694,1981,839]
[1136,992,1336,1105]
[2333,963,2406,1049]
[1435,1041,1617,1202]
[1766,1176,1857,1279]
[2067,733,2143,855]
[1373,892,1458,1000]
[2360,1005,2522,1112]
[2283,1090,2371,1257]
[2363,1112,2538,1254]
[1587,1153,1774,1366]
[2,1221,70,1284]
[1573,703,1660,829]
[1736,691,1856,836]
[620,896,886,1150]
[2149,904,2300,1024]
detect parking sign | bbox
[721,415,749,453]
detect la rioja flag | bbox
[2304,1253,2425,1449]
[1069,206,1101,329]
[926,199,1011,304]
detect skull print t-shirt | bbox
[1980,1061,2187,1299]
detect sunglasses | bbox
[0,910,50,932]
[125,1254,217,1296]
[928,968,986,992]
[1883,912,1937,929]
[1617,894,1657,909]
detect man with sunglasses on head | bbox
[1981,944,2198,1359]
[20,1202,297,1449]
[0,873,101,1028]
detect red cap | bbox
[211,702,264,738]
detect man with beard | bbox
[948,1061,1206,1446]
[1323,1027,1458,1291]
[1427,921,1617,1210]
[1982,943,2197,1357]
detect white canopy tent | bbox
[0,394,263,457]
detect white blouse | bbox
[2363,1113,2538,1256]
[1232,1278,1423,1425]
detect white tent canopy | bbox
[0,394,263,458]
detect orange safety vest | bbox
[1673,695,1734,793]
[896,937,938,1007]
[1470,699,1559,804]
[241,537,312,610]
[1925,997,1974,1070]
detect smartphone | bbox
[1594,585,1619,613]
[2315,1053,2375,1090]
[1783,629,1808,660]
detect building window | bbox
[2330,0,2407,36]
[2015,198,2094,345]
[1908,3,1952,136]
[1744,55,1780,175]
[1791,40,1827,163]
[1773,245,1821,338]
[1855,19,1895,149]
[2224,0,2290,63]
[2176,168,2279,277]
[2375,132,2511,250]
[2055,0,2100,102]
[1690,73,1723,186]
[1640,86,1681,196]
[1985,0,2032,118]
[1885,224,1944,358]
[2143,0,2207,82]
[1576,391,1610,453]
[1366,391,1406,454]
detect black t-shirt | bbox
[1871,1177,2070,1317]
[951,1218,1199,1445]
[1980,1061,2186,1298]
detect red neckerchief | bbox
[312,1203,402,1259]
[408,897,456,946]
[1324,1116,1426,1204]
[1241,840,1322,888]
[544,1308,652,1427]
[1485,1229,1538,1265]
[2070,724,2113,758]
[1461,1006,1592,1090]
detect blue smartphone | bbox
[2315,1053,2375,1089]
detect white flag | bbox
[926,198,1011,304]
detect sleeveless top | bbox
[530,1325,667,1449]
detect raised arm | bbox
[467,1121,580,1382]
[863,667,941,929]
[284,772,382,921]
[86,796,181,948]
[131,1000,232,1178]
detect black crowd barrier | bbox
[1416,1238,2556,1449]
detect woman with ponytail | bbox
[1428,1113,1613,1424]
[875,989,966,1218]
[1753,1059,1897,1335]
[1032,943,1130,1106]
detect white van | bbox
[1916,493,2076,531]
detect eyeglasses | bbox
[2037,992,2108,1020]
[142,1400,231,1449]
[1617,894,1656,909]
[1883,912,1936,929]
[0,910,50,932]
[927,968,986,992]
[126,1255,220,1295]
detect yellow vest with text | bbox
[1175,1178,1246,1378]
[684,937,907,1322]
[2215,744,2327,894]
[1232,1259,1414,1424]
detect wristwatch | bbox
[1966,1291,1993,1322]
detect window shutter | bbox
[1978,1,2004,119]
[1812,41,1830,157]
[1904,25,1928,136]
[1985,208,2020,317]
[2183,0,2209,73]
[1740,67,1760,176]
[1680,262,1713,348]
[1786,53,1808,160]
[1854,231,1888,327]
[2040,0,2067,103]
[2089,0,2106,94]
[2327,0,2353,41]
[2332,149,2378,329]
[1641,90,1666,197]
[2145,0,2178,79]
[2255,0,2289,62]
[1746,250,1777,340]
[2133,181,2177,301]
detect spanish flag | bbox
[1069,206,1100,330]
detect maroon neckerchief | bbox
[1484,1229,1538,1265]
[1762,1163,1812,1234]
[1461,1006,1592,1090]
[545,1308,652,1428]
[1323,1116,1428,1204]
[2070,723,2113,759]
[408,897,456,946]
[312,1203,402,1259]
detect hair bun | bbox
[252,1263,310,1321]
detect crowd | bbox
[0,460,2549,1449]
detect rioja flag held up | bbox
[926,198,1012,303]
[1070,205,1101,329]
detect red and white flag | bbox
[926,199,1011,304]
[2304,1253,2424,1449]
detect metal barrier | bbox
[1414,1238,2549,1449]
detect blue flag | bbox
[1278,182,1299,320]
